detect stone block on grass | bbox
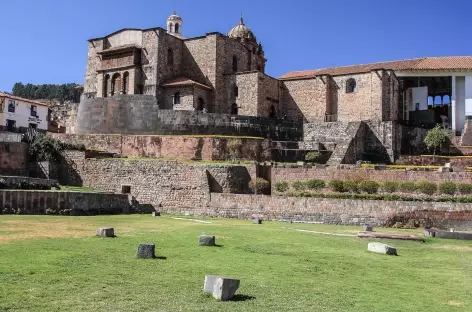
[137,243,156,259]
[362,224,373,232]
[204,275,240,301]
[152,211,161,217]
[199,235,216,246]
[368,242,397,255]
[96,228,115,237]
[253,218,263,224]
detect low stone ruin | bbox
[137,243,156,259]
[424,228,472,240]
[199,235,216,246]
[368,242,397,255]
[96,228,115,237]
[204,275,240,301]
[253,218,263,224]
[152,211,161,217]
[362,224,373,232]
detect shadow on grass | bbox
[155,256,167,260]
[231,294,256,302]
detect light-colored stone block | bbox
[368,242,397,255]
[199,235,216,246]
[152,211,161,217]
[204,275,240,301]
[253,218,262,224]
[96,228,115,237]
[362,224,373,232]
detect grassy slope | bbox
[0,215,471,312]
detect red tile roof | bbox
[279,56,472,80]
[161,76,213,90]
[0,92,50,107]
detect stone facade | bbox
[0,142,28,176]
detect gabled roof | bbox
[280,56,472,80]
[161,76,213,90]
[0,92,50,107]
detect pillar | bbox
[451,76,456,132]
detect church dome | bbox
[227,17,256,42]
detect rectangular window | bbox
[6,119,16,132]
[29,123,37,129]
[8,101,15,113]
[30,105,37,117]
[121,185,131,194]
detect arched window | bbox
[231,103,238,115]
[196,97,204,111]
[234,85,239,97]
[232,55,238,73]
[173,92,180,105]
[122,72,129,94]
[434,95,442,105]
[427,96,434,105]
[269,105,276,118]
[346,78,356,93]
[103,74,110,97]
[111,73,121,96]
[443,95,451,104]
[167,48,174,65]
[174,23,179,33]
[169,23,174,33]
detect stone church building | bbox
[83,12,472,133]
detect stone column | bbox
[451,75,456,132]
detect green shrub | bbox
[439,182,457,195]
[328,180,345,192]
[275,181,289,193]
[343,180,359,193]
[359,180,379,194]
[292,181,306,191]
[458,183,472,195]
[382,181,399,193]
[305,179,325,191]
[249,178,271,195]
[399,181,417,193]
[416,181,437,195]
[305,151,321,164]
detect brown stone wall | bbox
[209,193,472,227]
[233,72,259,116]
[159,33,183,81]
[0,142,28,176]
[163,86,194,110]
[258,74,281,118]
[332,72,383,121]
[273,167,472,184]
[141,29,160,97]
[283,78,327,122]
[50,133,271,161]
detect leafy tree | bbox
[11,82,81,103]
[424,125,448,159]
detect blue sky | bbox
[1,0,471,92]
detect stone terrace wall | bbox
[76,95,302,141]
[273,167,472,185]
[50,134,271,161]
[0,176,57,188]
[208,194,472,228]
[0,190,130,215]
[80,159,255,209]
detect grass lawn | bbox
[1,215,472,311]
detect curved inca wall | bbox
[76,95,302,140]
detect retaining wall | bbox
[0,190,131,215]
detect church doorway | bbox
[196,97,205,111]
[269,105,276,118]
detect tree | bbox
[424,125,448,159]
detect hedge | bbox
[275,181,289,193]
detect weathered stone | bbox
[204,275,240,301]
[362,224,373,232]
[152,211,161,217]
[367,242,397,255]
[253,218,262,224]
[424,229,472,240]
[137,243,156,258]
[96,227,115,237]
[199,235,216,246]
